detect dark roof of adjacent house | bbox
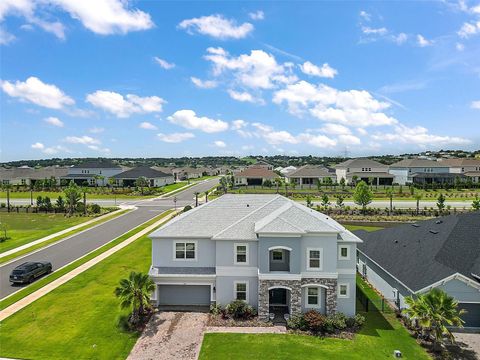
[287,165,333,178]
[111,166,172,179]
[335,158,387,169]
[234,167,278,178]
[355,212,480,292]
[71,160,121,169]
[390,159,447,168]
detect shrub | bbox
[225,300,256,320]
[286,314,308,331]
[346,317,356,328]
[304,310,326,333]
[354,313,366,327]
[89,203,101,214]
[0,203,5,208]
[210,303,223,316]
[183,205,192,212]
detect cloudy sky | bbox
[1,0,479,161]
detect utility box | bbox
[394,350,402,358]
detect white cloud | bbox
[44,116,64,127]
[471,100,480,109]
[394,32,408,45]
[43,145,70,155]
[319,123,351,135]
[154,57,175,70]
[241,144,254,151]
[157,132,195,143]
[167,109,229,133]
[87,145,111,153]
[458,21,480,38]
[31,142,44,150]
[227,89,263,104]
[139,121,158,130]
[231,119,248,129]
[362,26,388,35]
[190,77,218,89]
[89,127,105,133]
[64,135,100,145]
[338,134,361,145]
[178,14,253,39]
[86,90,165,118]
[359,10,371,21]
[249,10,264,20]
[0,27,15,45]
[456,42,465,51]
[213,140,227,148]
[297,133,337,148]
[273,80,396,127]
[417,34,433,47]
[300,61,337,78]
[1,76,74,109]
[204,47,297,89]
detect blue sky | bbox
[1,0,479,161]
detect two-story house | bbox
[148,194,361,319]
[62,160,124,186]
[335,158,393,185]
[388,159,452,185]
[441,158,480,183]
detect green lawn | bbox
[0,213,91,253]
[200,277,429,360]
[0,213,168,359]
[344,224,384,232]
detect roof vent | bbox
[394,240,398,244]
[435,220,443,224]
[411,224,420,227]
[429,230,438,234]
[246,204,250,207]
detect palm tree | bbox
[414,191,423,215]
[403,288,465,352]
[386,188,394,214]
[114,272,155,325]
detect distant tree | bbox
[339,177,346,190]
[472,196,480,211]
[306,195,313,208]
[353,181,373,214]
[454,176,462,191]
[437,193,446,213]
[0,222,8,241]
[64,181,82,215]
[219,176,228,193]
[55,196,65,211]
[321,194,330,209]
[135,176,149,195]
[336,195,345,208]
[263,179,273,188]
[44,196,52,211]
[351,175,358,186]
[316,178,322,191]
[229,175,235,189]
[385,188,394,214]
[414,191,423,215]
[36,196,44,209]
[409,185,415,196]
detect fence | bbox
[356,284,394,313]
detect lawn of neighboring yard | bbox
[0,215,163,359]
[200,277,429,360]
[343,224,384,232]
[0,213,91,253]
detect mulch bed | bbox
[208,314,274,327]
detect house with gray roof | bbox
[335,158,393,185]
[286,165,335,186]
[62,160,124,186]
[0,166,68,186]
[111,166,174,187]
[388,158,450,185]
[356,212,480,328]
[149,194,361,319]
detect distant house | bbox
[356,212,480,329]
[234,166,279,186]
[441,158,480,183]
[62,160,124,186]
[388,159,451,185]
[286,165,334,186]
[335,158,393,185]
[171,167,203,181]
[280,166,297,176]
[0,166,68,186]
[252,161,274,171]
[111,166,174,187]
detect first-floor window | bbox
[175,242,196,260]
[235,282,247,301]
[307,287,319,306]
[339,284,349,298]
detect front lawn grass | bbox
[344,224,384,232]
[0,212,172,359]
[0,212,91,253]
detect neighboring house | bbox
[335,158,393,185]
[286,165,334,186]
[441,158,480,183]
[356,212,480,329]
[111,166,174,187]
[388,159,450,185]
[234,167,279,186]
[0,166,68,186]
[62,160,124,186]
[252,161,274,171]
[280,166,297,176]
[171,167,203,181]
[149,194,361,318]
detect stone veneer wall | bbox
[258,278,337,320]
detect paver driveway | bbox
[128,311,209,360]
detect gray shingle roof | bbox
[390,159,448,168]
[287,165,333,178]
[111,166,171,179]
[355,212,480,292]
[335,158,387,169]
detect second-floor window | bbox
[307,248,323,270]
[272,250,284,262]
[234,243,248,264]
[338,245,350,260]
[174,241,196,260]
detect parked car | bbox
[9,262,52,284]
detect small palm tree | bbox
[403,288,465,352]
[414,191,423,215]
[114,272,155,325]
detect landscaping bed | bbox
[208,314,273,327]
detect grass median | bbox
[0,210,172,311]
[0,209,129,265]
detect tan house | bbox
[234,167,279,186]
[286,165,334,185]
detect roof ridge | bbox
[212,195,284,238]
[288,201,342,232]
[254,202,294,232]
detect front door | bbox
[269,288,287,305]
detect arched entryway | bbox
[268,286,291,323]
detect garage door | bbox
[458,303,480,328]
[158,285,211,306]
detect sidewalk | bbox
[0,210,176,322]
[0,206,133,260]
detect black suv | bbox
[10,262,52,284]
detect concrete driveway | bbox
[128,311,209,360]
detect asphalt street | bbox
[0,178,218,299]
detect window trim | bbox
[306,247,323,271]
[173,240,198,261]
[234,281,249,303]
[234,243,249,265]
[338,283,350,298]
[338,245,351,260]
[305,286,321,309]
[271,249,285,263]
